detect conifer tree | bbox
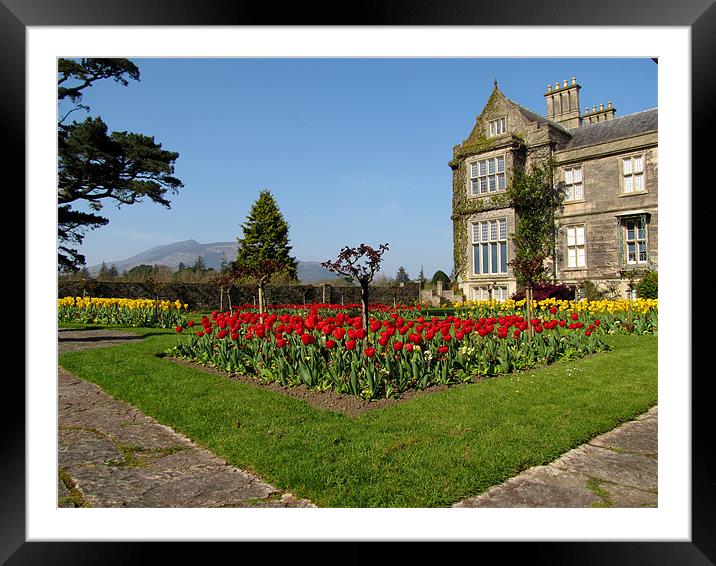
[417,265,426,286]
[234,190,298,314]
[395,266,410,283]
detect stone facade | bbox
[450,78,657,300]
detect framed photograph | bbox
[10,0,711,562]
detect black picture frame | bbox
[8,0,711,563]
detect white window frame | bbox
[487,116,507,137]
[621,154,646,195]
[468,155,506,196]
[623,216,648,264]
[563,165,584,202]
[471,218,508,276]
[492,286,508,302]
[565,224,586,268]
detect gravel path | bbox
[58,328,315,508]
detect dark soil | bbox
[165,356,480,418]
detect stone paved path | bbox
[58,328,314,508]
[453,406,658,508]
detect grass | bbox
[58,327,657,507]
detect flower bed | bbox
[169,304,611,400]
[455,298,657,335]
[58,296,189,328]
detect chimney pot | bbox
[600,103,604,111]
[592,105,596,112]
[585,107,589,114]
[555,83,559,90]
[547,84,552,92]
[572,77,577,85]
[608,101,613,108]
[563,79,568,87]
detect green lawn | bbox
[58,327,657,507]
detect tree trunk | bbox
[526,285,534,340]
[219,285,223,312]
[258,280,264,316]
[360,282,369,345]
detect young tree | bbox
[506,158,565,332]
[234,190,298,315]
[57,58,183,272]
[322,243,389,339]
[395,266,410,283]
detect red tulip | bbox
[325,339,336,349]
[365,347,376,358]
[346,339,356,351]
[175,326,183,333]
[393,341,404,351]
[438,345,449,354]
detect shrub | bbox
[582,280,606,301]
[636,271,658,299]
[512,282,576,302]
[431,270,451,285]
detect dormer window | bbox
[488,117,507,137]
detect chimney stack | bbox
[544,77,582,129]
[582,100,617,124]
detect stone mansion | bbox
[449,77,657,301]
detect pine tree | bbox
[395,266,410,283]
[192,255,207,273]
[417,265,426,285]
[234,190,298,314]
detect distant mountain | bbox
[89,239,340,284]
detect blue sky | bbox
[61,57,657,279]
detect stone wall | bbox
[58,281,421,311]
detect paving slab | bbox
[58,328,315,508]
[454,406,658,508]
[552,444,657,492]
[454,465,602,508]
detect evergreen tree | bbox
[431,270,451,286]
[57,58,183,271]
[395,266,410,283]
[417,265,426,286]
[191,255,207,273]
[97,262,110,280]
[234,190,298,314]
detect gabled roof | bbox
[505,96,571,135]
[563,108,658,150]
